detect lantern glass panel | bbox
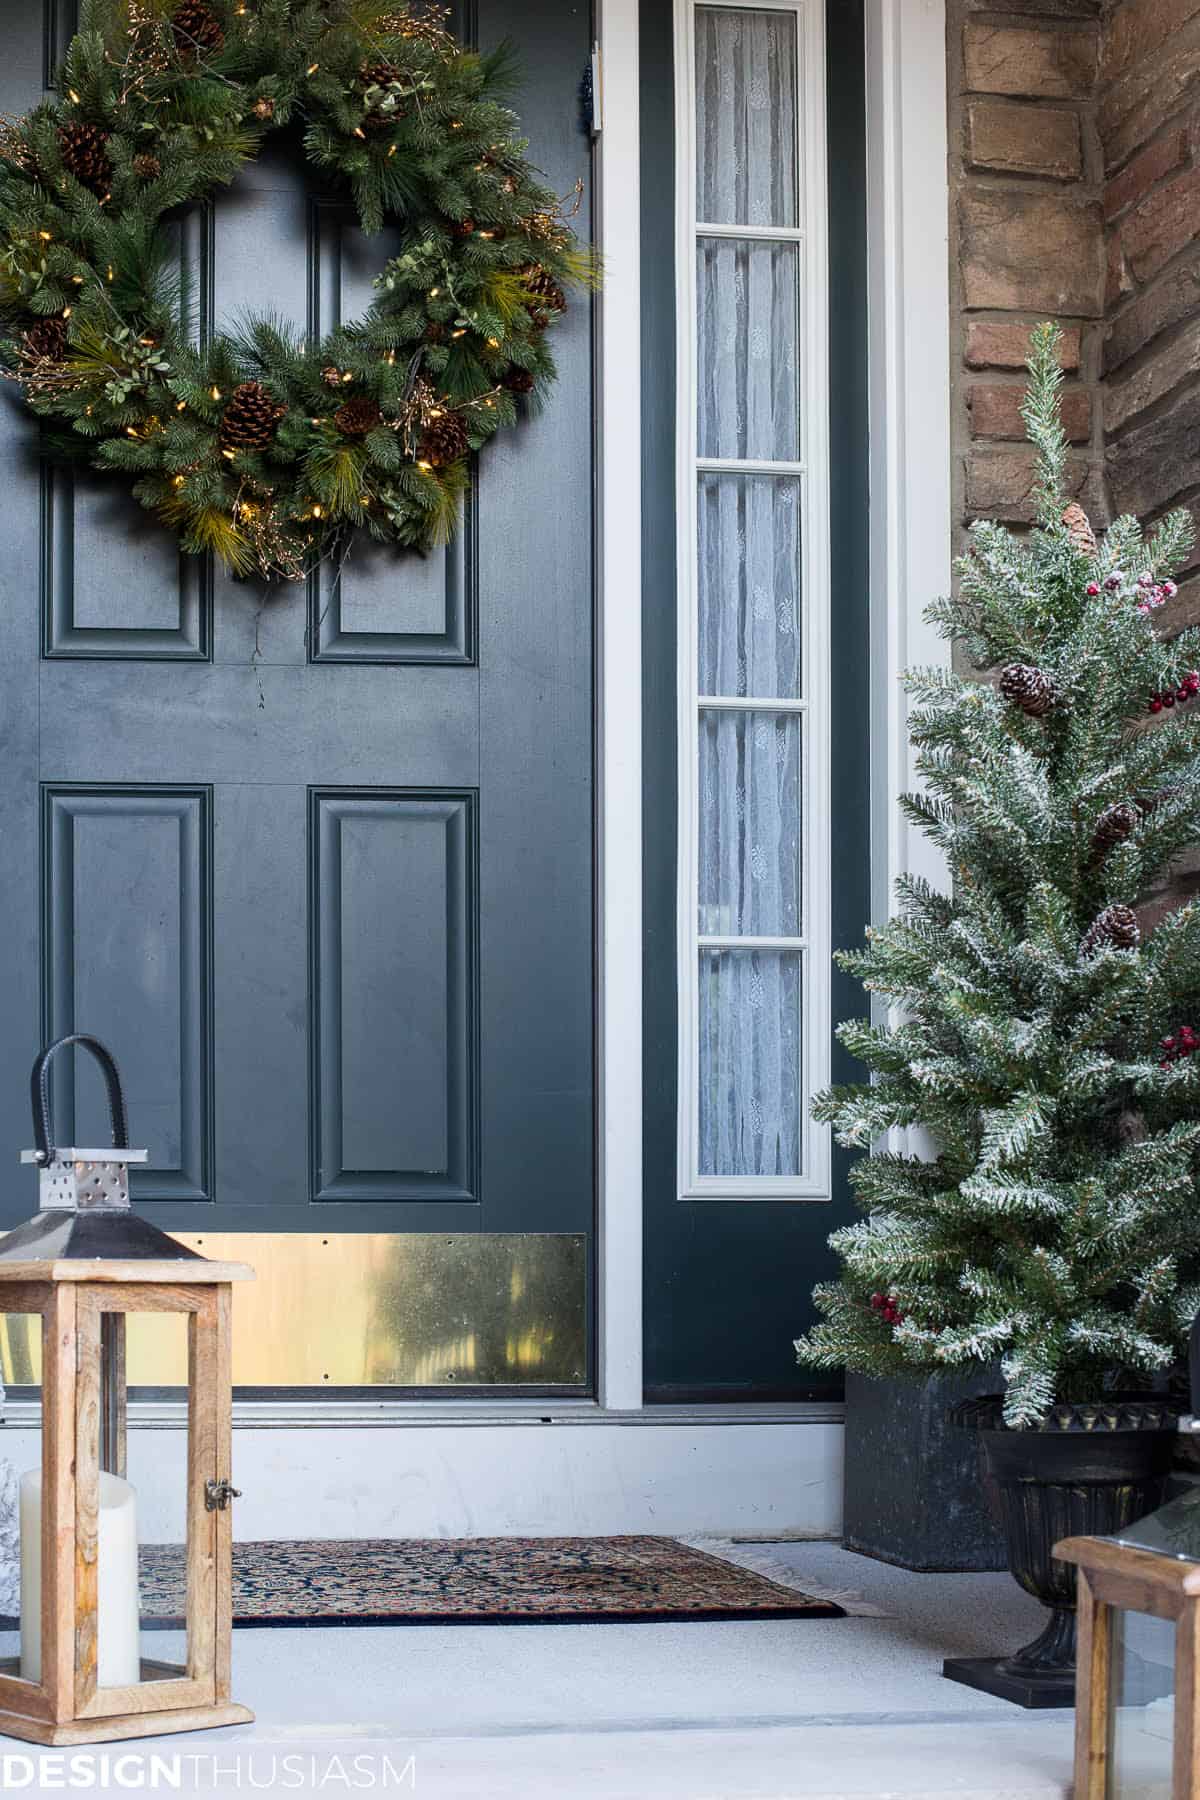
[1,1307,44,1691]
[1108,1608,1174,1799]
[110,1309,191,1688]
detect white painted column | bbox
[596,0,644,1412]
[865,0,953,920]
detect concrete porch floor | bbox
[0,1543,1080,1797]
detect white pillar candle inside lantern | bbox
[20,1468,140,1686]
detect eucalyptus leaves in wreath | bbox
[0,0,594,581]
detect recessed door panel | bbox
[306,198,473,664]
[42,787,211,1201]
[311,791,477,1202]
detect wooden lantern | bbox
[1059,1493,1200,1799]
[0,1035,254,1745]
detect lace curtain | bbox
[693,9,803,1180]
[695,7,798,227]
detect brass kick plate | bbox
[0,1233,587,1388]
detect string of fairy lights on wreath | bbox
[0,1,596,581]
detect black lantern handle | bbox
[30,1035,129,1165]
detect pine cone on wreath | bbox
[132,152,162,181]
[1080,903,1141,959]
[502,366,535,395]
[219,382,285,453]
[999,662,1059,718]
[417,408,470,468]
[171,0,226,56]
[1092,802,1138,860]
[57,123,112,197]
[23,317,69,361]
[334,395,382,438]
[252,97,276,123]
[359,61,410,133]
[1062,501,1098,559]
[522,266,567,318]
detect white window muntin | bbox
[675,0,831,1200]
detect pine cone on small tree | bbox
[334,395,382,438]
[1080,903,1141,958]
[1062,501,1098,559]
[417,408,470,468]
[23,317,69,361]
[171,0,226,56]
[132,152,161,181]
[999,662,1059,718]
[1092,802,1138,860]
[218,382,285,453]
[57,123,112,197]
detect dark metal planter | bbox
[843,1370,1007,1571]
[943,1397,1179,1709]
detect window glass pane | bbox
[699,710,801,936]
[696,6,799,227]
[699,949,802,1176]
[698,473,801,698]
[697,238,800,461]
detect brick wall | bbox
[949,0,1107,533]
[949,0,1199,567]
[1101,0,1200,619]
[948,0,1200,912]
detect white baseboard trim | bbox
[1,1414,844,1540]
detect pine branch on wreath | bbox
[0,0,599,581]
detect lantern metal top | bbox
[0,1036,251,1283]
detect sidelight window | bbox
[675,0,830,1198]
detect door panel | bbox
[43,470,211,660]
[0,0,594,1389]
[311,790,476,1204]
[43,787,212,1203]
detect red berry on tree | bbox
[1150,697,1164,713]
[1164,692,1176,707]
[1086,582,1101,597]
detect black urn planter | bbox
[943,1397,1179,1709]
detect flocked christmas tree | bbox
[795,322,1200,1426]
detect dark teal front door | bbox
[0,2,594,1390]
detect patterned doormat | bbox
[136,1536,845,1628]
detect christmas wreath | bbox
[0,1,593,580]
